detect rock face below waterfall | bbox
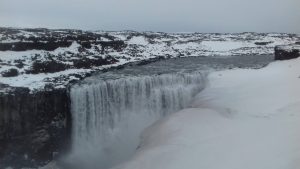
[0,87,70,168]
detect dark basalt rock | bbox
[14,60,25,69]
[26,60,69,74]
[98,41,127,54]
[1,68,19,77]
[254,41,272,45]
[274,45,300,60]
[72,56,118,69]
[79,41,92,49]
[0,87,71,168]
[0,41,73,51]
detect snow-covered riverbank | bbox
[114,57,300,169]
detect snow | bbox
[0,69,90,90]
[172,42,201,50]
[0,50,44,61]
[201,41,255,51]
[128,36,149,45]
[51,41,80,55]
[276,45,300,52]
[115,58,300,169]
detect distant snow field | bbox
[114,57,300,169]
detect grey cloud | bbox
[0,0,299,33]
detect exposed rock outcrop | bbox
[254,41,273,45]
[1,68,19,77]
[0,41,73,51]
[275,44,300,60]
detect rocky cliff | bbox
[0,87,70,168]
[274,44,300,60]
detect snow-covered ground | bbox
[0,28,299,91]
[113,58,300,169]
[276,44,300,52]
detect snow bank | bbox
[115,58,300,169]
[276,45,300,53]
[128,36,149,45]
[201,41,255,51]
[0,69,90,90]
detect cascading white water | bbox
[66,72,206,169]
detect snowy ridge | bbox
[0,27,299,90]
[276,44,300,52]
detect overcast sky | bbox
[0,0,299,33]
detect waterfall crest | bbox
[67,72,206,169]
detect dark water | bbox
[85,55,273,81]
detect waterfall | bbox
[66,72,206,169]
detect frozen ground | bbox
[113,58,300,169]
[0,28,299,91]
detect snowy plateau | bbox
[1,27,300,169]
[0,28,299,91]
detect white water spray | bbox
[67,72,206,169]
